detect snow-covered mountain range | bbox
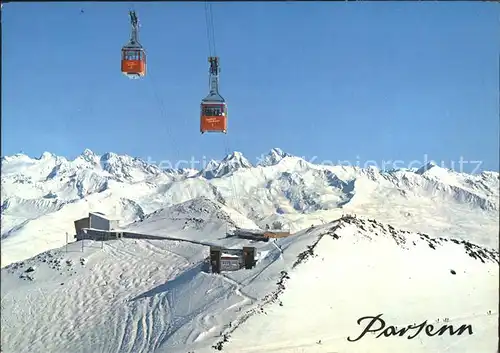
[1,148,498,267]
[1,148,498,353]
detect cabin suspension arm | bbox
[129,11,139,45]
[208,56,220,94]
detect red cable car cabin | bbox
[121,48,146,78]
[200,102,227,134]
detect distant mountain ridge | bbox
[1,147,498,267]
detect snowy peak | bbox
[77,148,99,164]
[200,151,253,179]
[1,152,30,163]
[412,161,470,184]
[64,150,164,183]
[258,148,292,167]
[415,160,441,175]
[200,159,221,178]
[168,196,233,222]
[1,153,36,174]
[99,152,163,180]
[82,148,94,156]
[222,151,253,169]
[37,151,56,160]
[131,196,237,233]
[318,215,499,264]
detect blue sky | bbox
[2,2,499,173]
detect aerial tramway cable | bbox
[205,1,217,58]
[202,2,244,227]
[137,6,199,205]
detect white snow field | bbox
[1,148,499,353]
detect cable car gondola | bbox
[201,56,227,134]
[121,11,146,79]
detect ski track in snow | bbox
[1,215,498,353]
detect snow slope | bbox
[2,148,498,267]
[1,215,497,353]
[217,217,499,353]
